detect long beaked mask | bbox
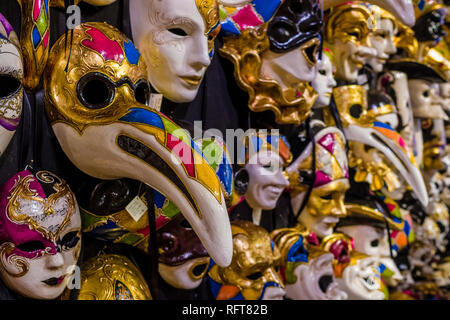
[270,225,348,300]
[0,169,81,300]
[325,4,377,82]
[286,126,349,238]
[43,22,232,267]
[78,254,152,300]
[0,13,23,157]
[219,0,319,125]
[129,0,220,103]
[208,220,286,300]
[330,85,428,206]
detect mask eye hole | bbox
[134,80,150,105]
[168,28,188,37]
[0,75,21,99]
[17,241,46,252]
[319,69,326,76]
[320,193,332,201]
[370,239,379,247]
[60,231,80,250]
[423,90,430,98]
[77,73,115,109]
[247,272,263,281]
[180,219,192,230]
[350,104,363,119]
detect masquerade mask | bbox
[409,80,448,120]
[421,118,447,172]
[0,169,81,299]
[79,254,152,300]
[130,0,220,103]
[325,4,377,82]
[331,84,428,206]
[208,220,286,300]
[0,13,23,157]
[219,1,318,125]
[157,216,210,290]
[312,52,337,108]
[271,225,348,300]
[413,6,447,43]
[428,201,449,252]
[44,22,232,267]
[287,126,349,237]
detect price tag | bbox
[125,196,147,222]
[149,93,163,111]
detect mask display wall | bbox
[0,13,23,158]
[129,0,220,103]
[0,169,81,300]
[219,0,321,124]
[208,220,286,300]
[43,22,232,267]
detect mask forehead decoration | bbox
[0,13,23,157]
[78,254,152,300]
[208,220,285,300]
[0,168,81,299]
[44,22,232,267]
[219,0,319,125]
[331,85,428,206]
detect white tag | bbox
[125,196,147,222]
[149,93,163,111]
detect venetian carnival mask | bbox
[312,52,337,108]
[236,133,291,212]
[157,216,210,290]
[366,6,398,73]
[219,0,320,125]
[325,4,377,82]
[412,5,447,43]
[208,220,286,300]
[287,126,349,238]
[0,13,23,157]
[43,22,232,267]
[78,254,152,300]
[0,169,81,300]
[428,201,449,252]
[409,80,447,120]
[271,225,348,300]
[421,118,447,172]
[331,85,428,206]
[129,0,220,103]
[433,257,450,287]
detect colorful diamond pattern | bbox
[31,0,49,50]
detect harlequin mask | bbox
[312,52,337,108]
[239,133,292,211]
[331,85,428,206]
[0,13,23,157]
[0,169,81,299]
[271,225,348,300]
[157,216,210,290]
[78,254,152,300]
[325,4,377,82]
[286,126,349,238]
[44,22,232,267]
[208,220,286,300]
[129,0,220,103]
[219,0,318,125]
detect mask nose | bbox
[190,36,211,71]
[330,194,347,217]
[385,38,397,56]
[46,252,65,270]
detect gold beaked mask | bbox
[220,24,317,125]
[78,254,152,300]
[208,220,284,300]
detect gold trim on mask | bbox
[196,0,220,34]
[344,203,403,231]
[423,140,445,171]
[331,85,373,128]
[220,24,317,125]
[0,243,29,278]
[301,38,320,67]
[394,23,419,59]
[188,258,211,281]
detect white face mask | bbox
[409,79,448,120]
[158,257,210,290]
[334,39,377,82]
[367,19,397,73]
[130,0,219,103]
[439,83,450,111]
[286,253,348,300]
[0,16,23,157]
[244,151,289,211]
[312,55,337,108]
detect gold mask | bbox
[78,254,152,300]
[331,85,374,128]
[208,220,284,300]
[220,25,317,125]
[394,22,419,59]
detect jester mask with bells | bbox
[78,254,152,300]
[43,22,232,267]
[286,125,349,239]
[129,0,221,103]
[325,3,377,83]
[0,13,23,158]
[330,84,428,206]
[219,0,321,125]
[0,169,81,300]
[208,220,286,300]
[270,225,348,300]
